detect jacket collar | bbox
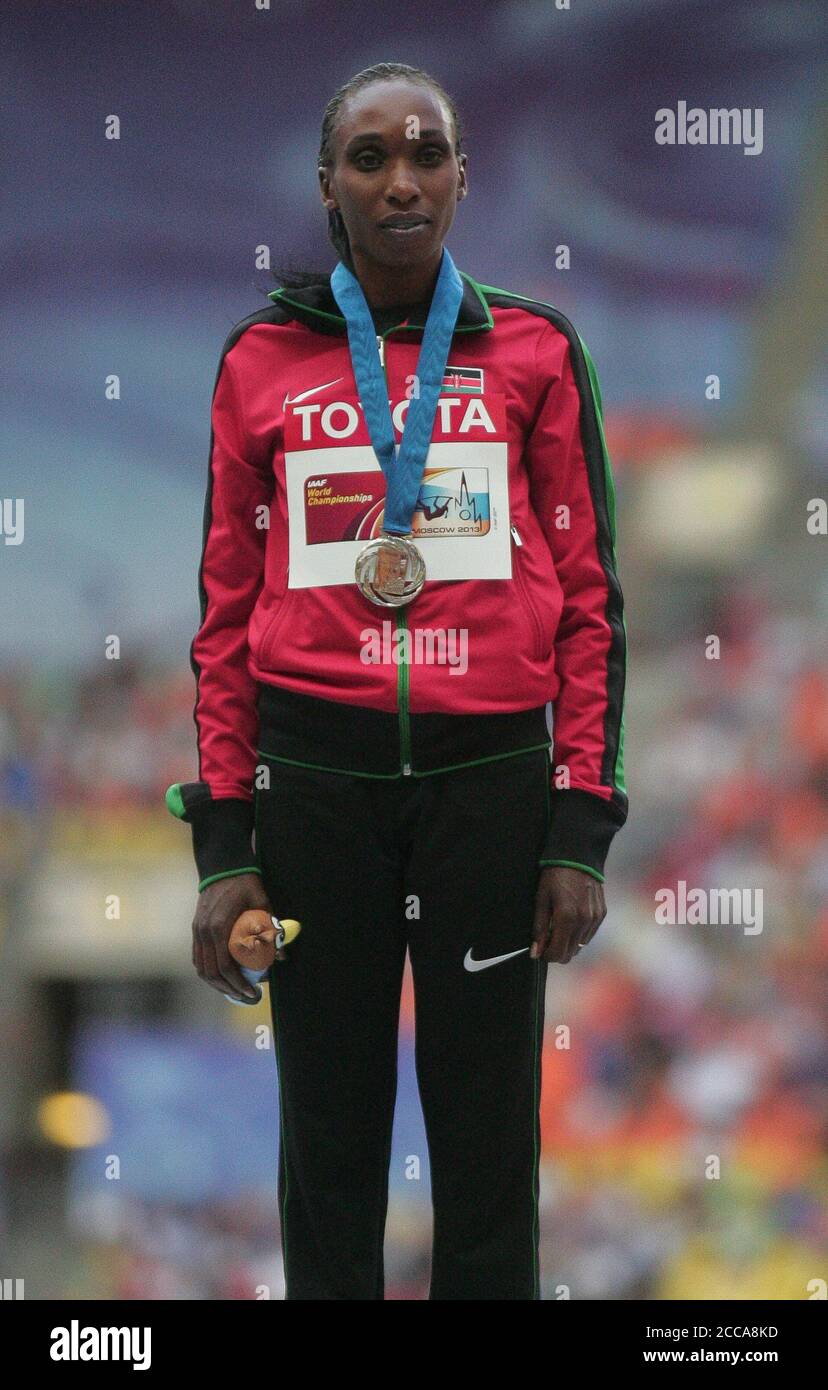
[267,268,494,335]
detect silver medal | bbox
[354,532,426,608]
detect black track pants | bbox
[254,746,551,1301]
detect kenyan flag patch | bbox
[441,365,484,393]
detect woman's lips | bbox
[378,220,430,236]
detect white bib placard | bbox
[282,391,512,590]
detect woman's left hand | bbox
[530,864,606,963]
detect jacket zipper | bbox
[377,330,413,777]
[510,524,545,661]
[397,604,412,775]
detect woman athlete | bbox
[166,61,628,1300]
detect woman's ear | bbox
[457,154,468,199]
[318,165,335,210]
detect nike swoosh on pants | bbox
[463,946,530,972]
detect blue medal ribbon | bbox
[330,247,464,536]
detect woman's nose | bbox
[384,164,421,202]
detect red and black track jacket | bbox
[165,266,628,889]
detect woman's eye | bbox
[354,146,445,171]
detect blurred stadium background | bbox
[2,0,827,1299]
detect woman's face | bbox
[319,78,467,272]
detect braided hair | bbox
[271,62,465,290]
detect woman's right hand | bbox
[192,872,274,1002]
